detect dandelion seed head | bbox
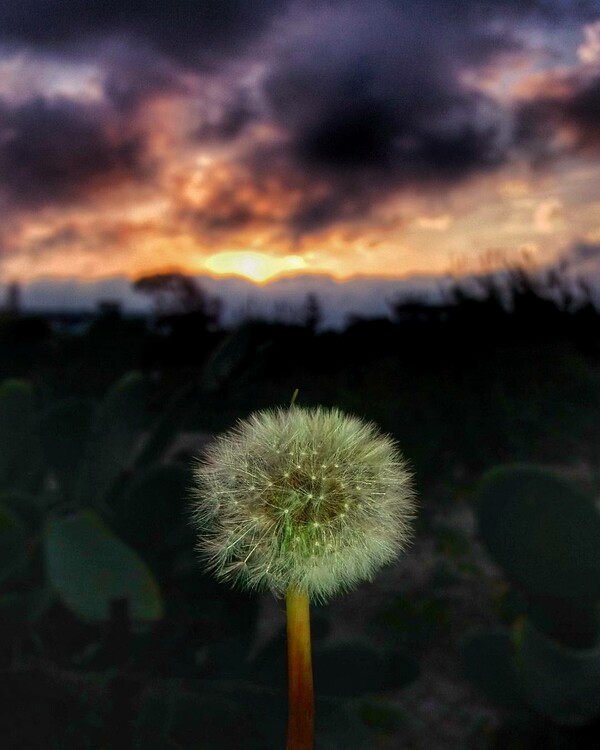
[190,406,416,601]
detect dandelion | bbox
[190,404,416,749]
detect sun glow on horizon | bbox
[204,251,307,282]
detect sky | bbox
[1,0,600,289]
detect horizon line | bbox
[0,268,452,287]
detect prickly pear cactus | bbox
[475,464,600,600]
[464,463,600,732]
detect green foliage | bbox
[0,490,43,530]
[5,279,600,748]
[466,463,600,736]
[38,398,94,501]
[76,372,149,509]
[111,464,191,568]
[0,380,43,493]
[0,373,191,633]
[133,382,199,469]
[313,640,389,698]
[494,572,600,651]
[0,586,54,624]
[315,698,376,750]
[133,681,380,750]
[460,628,524,710]
[357,698,407,732]
[201,322,270,393]
[250,632,418,699]
[44,509,163,623]
[0,504,29,586]
[492,710,600,750]
[475,464,600,600]
[0,669,110,750]
[516,618,600,727]
[135,681,284,750]
[378,594,451,651]
[462,621,600,728]
[0,371,422,747]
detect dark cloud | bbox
[0,0,594,62]
[182,201,256,236]
[285,84,504,179]
[102,47,190,113]
[2,0,600,238]
[169,0,561,236]
[564,75,600,149]
[517,72,600,159]
[0,1,289,63]
[0,97,147,208]
[191,87,256,143]
[174,162,291,245]
[217,0,598,233]
[241,0,514,231]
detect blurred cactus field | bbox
[2,285,600,750]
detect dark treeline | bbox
[2,264,600,493]
[2,262,600,386]
[391,260,599,350]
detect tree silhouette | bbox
[133,273,221,329]
[302,293,322,333]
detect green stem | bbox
[285,588,314,750]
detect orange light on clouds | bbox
[204,251,307,282]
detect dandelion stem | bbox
[285,587,314,750]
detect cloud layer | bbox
[1,0,600,280]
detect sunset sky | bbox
[1,0,600,287]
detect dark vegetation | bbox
[1,265,600,749]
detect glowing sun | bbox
[204,251,306,283]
